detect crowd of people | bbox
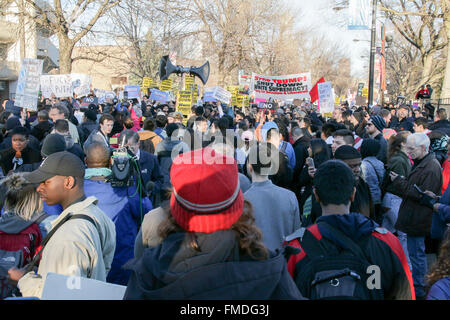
[0,92,449,300]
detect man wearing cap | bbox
[167,111,185,126]
[366,115,388,164]
[8,151,116,298]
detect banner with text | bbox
[15,58,43,110]
[252,72,312,101]
[150,89,170,102]
[124,85,140,99]
[211,86,232,104]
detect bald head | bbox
[85,143,111,168]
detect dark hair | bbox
[333,129,355,145]
[38,110,49,121]
[381,109,391,118]
[248,142,274,175]
[166,123,180,138]
[11,126,29,139]
[360,138,381,159]
[195,106,204,116]
[143,118,156,131]
[321,122,337,138]
[99,114,114,125]
[436,108,447,121]
[310,138,331,167]
[118,129,139,145]
[414,117,429,128]
[155,115,168,128]
[54,119,69,133]
[313,160,355,206]
[273,118,289,142]
[388,131,410,160]
[123,116,134,129]
[51,103,69,118]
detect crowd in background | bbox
[0,92,449,300]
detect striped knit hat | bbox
[169,147,244,233]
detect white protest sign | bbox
[252,72,312,101]
[318,81,334,114]
[40,74,73,98]
[211,86,232,104]
[14,58,43,110]
[71,73,92,97]
[41,272,126,300]
[95,89,115,104]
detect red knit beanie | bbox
[170,147,243,233]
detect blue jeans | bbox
[407,236,427,297]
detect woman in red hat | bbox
[123,147,304,300]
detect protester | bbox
[244,142,301,252]
[53,119,85,161]
[49,103,81,144]
[30,110,53,142]
[7,151,116,298]
[83,143,152,285]
[123,147,304,300]
[428,130,449,166]
[334,145,375,220]
[331,129,355,156]
[389,132,443,299]
[365,116,388,164]
[83,113,114,152]
[0,127,41,176]
[138,118,163,154]
[284,160,415,300]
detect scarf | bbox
[84,167,112,179]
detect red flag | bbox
[309,77,325,103]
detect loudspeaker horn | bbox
[159,55,210,85]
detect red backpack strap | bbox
[371,227,416,300]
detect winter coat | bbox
[138,150,164,197]
[384,151,412,196]
[138,131,162,154]
[393,153,443,236]
[83,179,152,285]
[83,129,109,153]
[155,139,189,195]
[123,230,305,300]
[79,121,98,144]
[30,121,53,142]
[428,120,450,137]
[374,133,388,164]
[244,180,301,252]
[284,212,415,300]
[17,197,116,298]
[427,277,450,300]
[0,146,41,176]
[361,156,385,204]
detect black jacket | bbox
[0,147,41,176]
[31,121,53,142]
[428,120,450,137]
[284,213,415,300]
[393,153,443,236]
[123,230,304,300]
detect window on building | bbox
[0,44,8,60]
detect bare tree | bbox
[0,0,121,73]
[379,0,449,98]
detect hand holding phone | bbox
[306,157,315,169]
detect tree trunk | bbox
[441,11,450,100]
[421,53,434,86]
[58,36,74,74]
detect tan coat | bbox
[18,197,116,298]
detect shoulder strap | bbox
[365,159,382,185]
[32,213,50,226]
[317,221,369,261]
[24,213,99,274]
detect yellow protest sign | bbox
[335,96,340,105]
[176,90,193,120]
[149,79,159,89]
[362,88,368,98]
[160,79,173,92]
[142,77,151,87]
[184,74,195,91]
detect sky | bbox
[291,0,375,79]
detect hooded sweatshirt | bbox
[123,230,304,300]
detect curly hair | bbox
[426,230,450,291]
[158,199,269,261]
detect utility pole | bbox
[368,0,377,106]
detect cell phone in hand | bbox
[414,184,425,195]
[306,157,315,169]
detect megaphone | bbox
[159,55,210,85]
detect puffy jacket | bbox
[123,230,305,300]
[361,157,385,204]
[393,153,443,236]
[17,197,116,298]
[284,213,415,300]
[83,179,152,285]
[427,277,450,300]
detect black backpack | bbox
[288,222,384,300]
